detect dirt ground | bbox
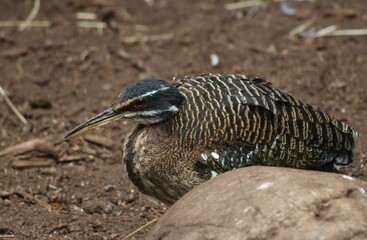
[0,0,366,239]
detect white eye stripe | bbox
[141,85,170,98]
[140,105,179,116]
[123,105,179,117]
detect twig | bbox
[0,235,15,239]
[0,86,28,125]
[0,21,50,28]
[225,0,265,10]
[48,224,69,234]
[76,12,97,20]
[0,138,48,157]
[273,0,314,2]
[0,48,28,57]
[122,218,158,240]
[315,29,367,37]
[19,0,41,31]
[322,8,358,18]
[84,134,115,149]
[76,21,107,29]
[289,18,316,39]
[117,49,149,71]
[14,189,51,210]
[58,154,86,162]
[56,210,86,216]
[120,33,174,44]
[11,159,53,169]
[313,25,338,37]
[76,21,107,34]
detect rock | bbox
[148,166,367,240]
[83,200,114,214]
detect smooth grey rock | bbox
[148,166,367,240]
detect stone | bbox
[148,166,367,240]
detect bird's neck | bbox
[122,124,146,189]
[122,122,176,201]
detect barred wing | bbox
[172,73,358,174]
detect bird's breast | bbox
[122,123,199,204]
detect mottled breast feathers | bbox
[168,73,358,173]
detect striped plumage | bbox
[172,73,357,170]
[65,73,359,205]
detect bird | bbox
[64,73,359,205]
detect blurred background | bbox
[0,0,366,239]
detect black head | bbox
[64,78,185,139]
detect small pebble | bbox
[124,193,136,204]
[280,1,296,16]
[83,200,114,214]
[210,54,219,67]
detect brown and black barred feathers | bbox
[170,73,359,174]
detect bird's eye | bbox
[134,99,147,109]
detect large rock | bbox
[148,166,367,240]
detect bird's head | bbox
[64,78,185,140]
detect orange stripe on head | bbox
[113,96,147,111]
[113,98,135,111]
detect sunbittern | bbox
[65,73,359,205]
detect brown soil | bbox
[0,1,366,239]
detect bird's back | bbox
[169,73,358,173]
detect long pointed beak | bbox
[64,108,122,140]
